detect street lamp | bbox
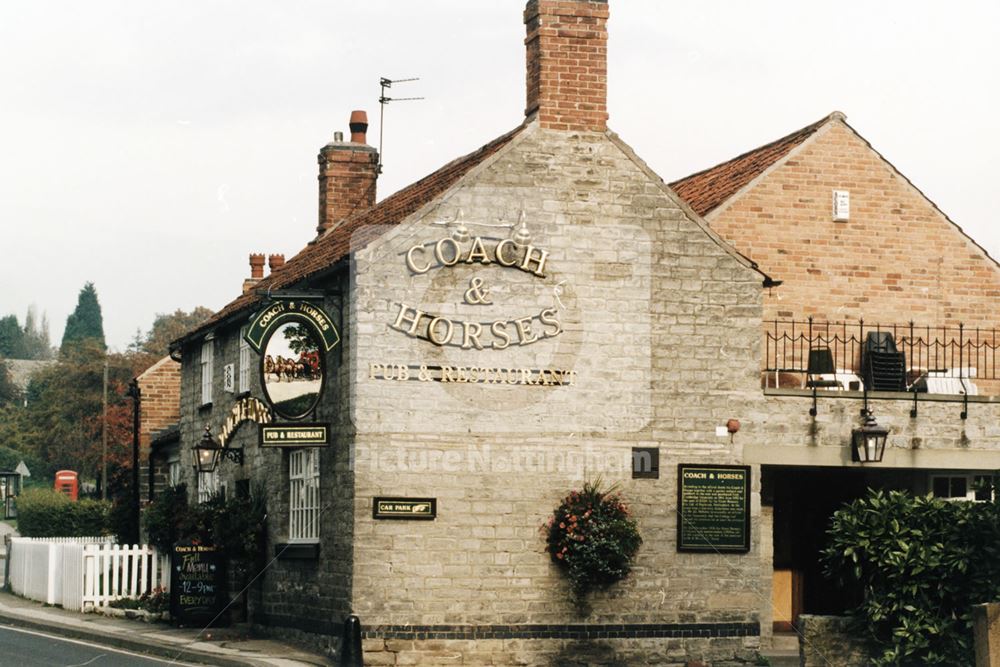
[851,410,889,463]
[194,426,221,473]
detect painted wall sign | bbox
[390,229,564,349]
[369,362,577,386]
[373,497,437,520]
[260,423,330,447]
[245,300,340,353]
[169,542,228,627]
[219,397,272,448]
[677,464,751,553]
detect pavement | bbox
[0,590,334,667]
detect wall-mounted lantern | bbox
[193,425,244,473]
[851,410,889,463]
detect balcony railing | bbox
[764,319,1000,395]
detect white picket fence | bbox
[8,538,169,611]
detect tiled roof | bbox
[669,113,834,217]
[177,124,524,347]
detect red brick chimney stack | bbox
[524,0,609,132]
[268,254,285,272]
[244,253,266,294]
[316,110,379,237]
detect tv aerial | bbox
[378,76,424,174]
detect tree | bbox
[0,359,18,407]
[61,282,105,352]
[0,316,22,358]
[133,307,214,357]
[21,306,53,359]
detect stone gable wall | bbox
[349,123,767,664]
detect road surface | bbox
[0,624,199,666]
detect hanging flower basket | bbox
[544,480,641,599]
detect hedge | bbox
[16,487,110,537]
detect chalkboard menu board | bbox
[169,542,229,627]
[677,464,751,553]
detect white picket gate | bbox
[8,538,169,611]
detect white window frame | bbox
[239,326,251,394]
[197,469,219,503]
[200,340,214,405]
[930,473,993,502]
[289,449,320,542]
[167,453,181,488]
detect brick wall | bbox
[317,143,378,236]
[136,356,181,500]
[524,0,609,132]
[707,119,1000,336]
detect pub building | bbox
[165,1,1000,664]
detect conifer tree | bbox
[61,282,106,352]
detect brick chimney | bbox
[524,0,609,132]
[243,253,265,294]
[268,254,285,272]
[316,110,379,237]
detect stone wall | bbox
[349,122,767,664]
[798,615,871,667]
[176,283,355,644]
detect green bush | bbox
[822,488,1000,666]
[143,483,267,575]
[142,484,188,553]
[544,479,642,599]
[16,487,110,537]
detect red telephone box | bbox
[54,470,79,501]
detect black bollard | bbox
[340,614,363,667]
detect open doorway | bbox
[763,466,917,630]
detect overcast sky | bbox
[2,1,997,352]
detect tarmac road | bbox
[0,624,200,666]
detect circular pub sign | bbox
[244,300,340,420]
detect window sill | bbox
[198,402,213,412]
[275,542,319,560]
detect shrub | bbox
[544,479,641,599]
[16,487,109,537]
[822,488,1000,666]
[144,483,267,576]
[142,484,188,553]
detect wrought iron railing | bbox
[764,319,1000,388]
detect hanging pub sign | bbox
[169,542,229,627]
[676,464,751,553]
[245,300,339,421]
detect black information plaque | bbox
[373,497,437,520]
[677,464,751,553]
[169,542,229,627]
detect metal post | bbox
[129,380,141,545]
[340,614,364,667]
[102,358,108,501]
